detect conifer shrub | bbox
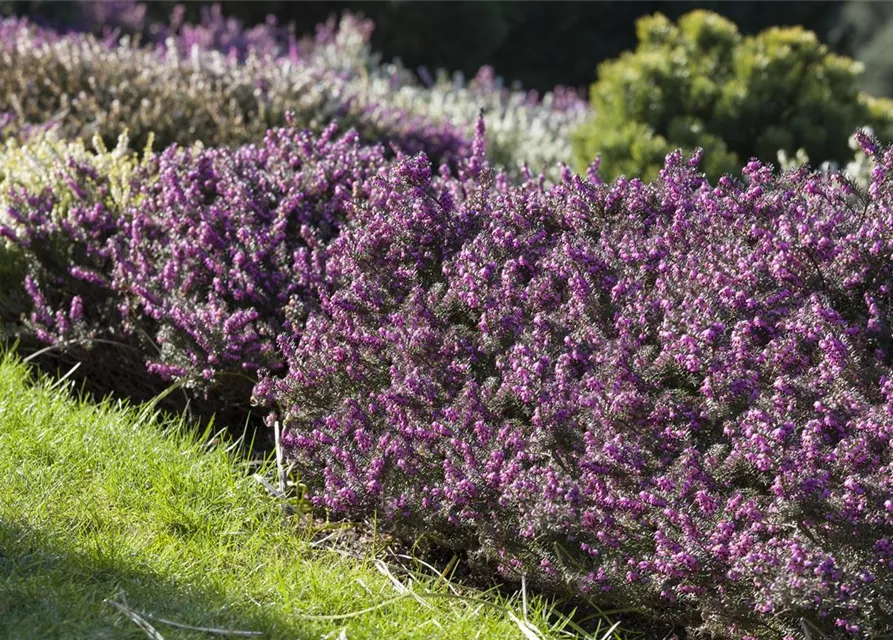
[260,123,893,638]
[571,10,893,183]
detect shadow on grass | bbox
[11,335,276,458]
[0,518,308,639]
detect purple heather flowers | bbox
[7,116,893,637]
[260,125,893,638]
[2,4,893,639]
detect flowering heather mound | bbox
[0,154,147,404]
[261,125,893,638]
[0,15,468,166]
[113,120,386,388]
[0,129,145,340]
[0,130,149,346]
[155,4,292,61]
[3,120,387,421]
[3,2,586,180]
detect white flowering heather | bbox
[303,17,590,179]
[349,62,589,179]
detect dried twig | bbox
[104,595,166,640]
[251,472,295,516]
[274,420,286,495]
[142,614,263,637]
[105,592,261,638]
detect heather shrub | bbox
[0,153,145,351]
[0,128,148,227]
[112,120,386,393]
[2,5,587,181]
[10,0,849,93]
[571,10,893,182]
[0,128,150,345]
[310,13,588,181]
[0,16,468,164]
[282,12,589,180]
[2,119,388,421]
[260,122,893,638]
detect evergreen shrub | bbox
[572,10,893,182]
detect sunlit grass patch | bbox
[0,352,631,640]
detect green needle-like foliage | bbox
[572,10,893,182]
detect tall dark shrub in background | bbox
[477,1,846,92]
[211,0,842,90]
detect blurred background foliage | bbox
[829,1,893,98]
[0,0,865,93]
[5,0,893,182]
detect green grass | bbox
[0,352,629,640]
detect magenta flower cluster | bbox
[3,120,387,407]
[258,124,893,638]
[2,161,125,349]
[7,4,892,637]
[114,121,385,385]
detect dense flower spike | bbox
[114,121,385,387]
[262,124,893,638]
